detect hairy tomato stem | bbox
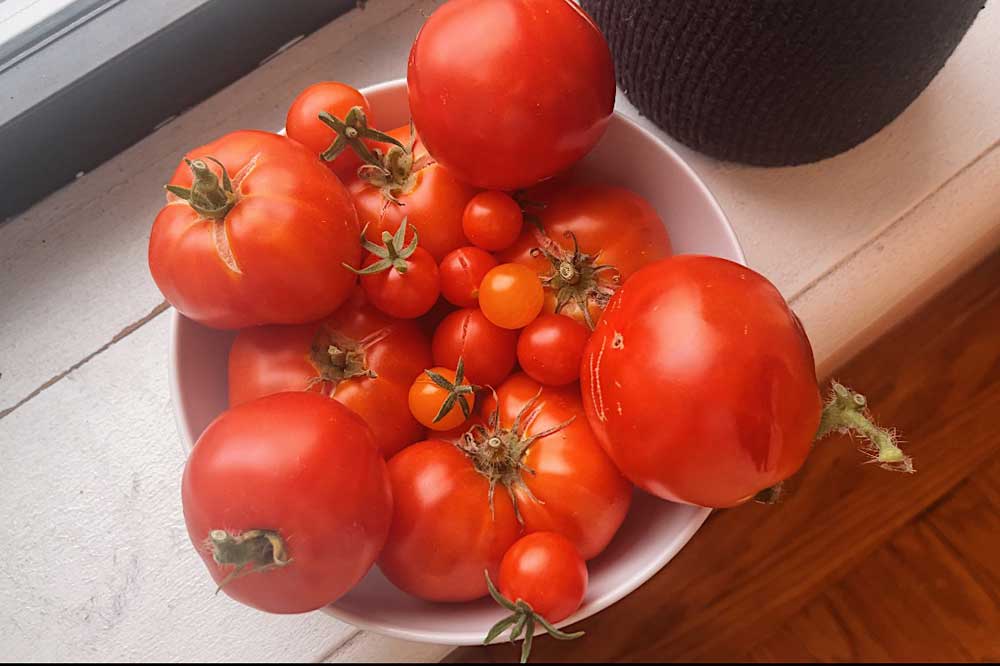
[815,382,913,472]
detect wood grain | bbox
[448,251,1000,663]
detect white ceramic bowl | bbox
[169,79,745,646]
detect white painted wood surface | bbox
[1,0,999,661]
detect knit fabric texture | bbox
[581,0,986,166]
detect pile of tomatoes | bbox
[149,0,907,660]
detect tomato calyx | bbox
[530,230,620,330]
[512,190,546,232]
[166,157,237,220]
[425,356,477,424]
[206,529,290,590]
[320,109,430,203]
[755,382,914,505]
[483,571,584,663]
[308,326,384,391]
[459,389,574,522]
[317,106,404,165]
[346,218,420,276]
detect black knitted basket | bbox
[580,0,986,166]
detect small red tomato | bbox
[484,532,587,660]
[433,308,518,387]
[285,81,374,182]
[517,315,590,386]
[479,263,544,330]
[462,191,524,252]
[408,360,477,431]
[439,246,499,308]
[352,219,440,319]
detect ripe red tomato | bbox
[499,182,672,329]
[353,220,440,319]
[479,263,545,330]
[182,392,392,613]
[227,290,432,457]
[409,364,477,431]
[517,314,590,387]
[485,532,586,660]
[462,191,524,251]
[499,532,587,623]
[432,308,518,387]
[149,131,360,329]
[285,81,373,182]
[345,124,477,262]
[439,246,498,308]
[408,0,615,190]
[381,373,630,602]
[581,256,822,508]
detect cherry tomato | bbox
[462,191,524,252]
[408,0,615,190]
[498,532,587,624]
[479,263,545,330]
[408,362,477,431]
[182,392,392,613]
[433,308,518,387]
[381,373,630,602]
[285,81,373,182]
[581,256,822,508]
[517,314,590,386]
[439,246,498,308]
[149,131,360,329]
[353,219,440,319]
[227,290,432,457]
[485,532,587,660]
[336,122,476,262]
[499,182,673,329]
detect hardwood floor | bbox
[448,251,1000,663]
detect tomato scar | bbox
[588,336,608,423]
[212,220,242,274]
[612,331,624,349]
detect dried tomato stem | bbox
[207,529,290,591]
[165,157,236,219]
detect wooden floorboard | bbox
[448,251,1000,663]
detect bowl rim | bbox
[167,78,742,645]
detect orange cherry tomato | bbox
[462,191,524,252]
[408,363,477,431]
[479,263,545,329]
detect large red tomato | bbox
[149,131,360,329]
[227,290,432,457]
[346,125,476,262]
[581,256,822,508]
[182,392,392,613]
[380,373,630,602]
[499,182,672,329]
[408,0,615,190]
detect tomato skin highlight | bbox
[285,81,372,182]
[517,314,590,387]
[432,308,518,388]
[227,290,432,457]
[479,263,545,330]
[408,0,615,190]
[499,532,587,624]
[581,256,822,508]
[462,191,524,252]
[439,246,498,308]
[182,392,392,614]
[149,130,360,329]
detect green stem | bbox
[815,382,913,472]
